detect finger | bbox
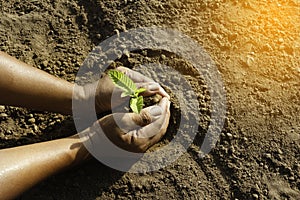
[136,82,170,100]
[136,97,170,139]
[116,67,170,99]
[116,66,153,83]
[148,99,171,146]
[113,105,163,133]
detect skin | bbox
[0,52,170,200]
[0,51,74,114]
[0,135,90,200]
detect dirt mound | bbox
[0,0,299,199]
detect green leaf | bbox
[121,91,131,98]
[108,70,137,96]
[135,87,146,95]
[130,96,144,114]
[108,69,145,113]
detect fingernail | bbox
[149,106,162,116]
[165,93,171,100]
[160,97,170,108]
[158,86,170,100]
[149,83,160,91]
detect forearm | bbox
[0,51,77,114]
[0,135,91,200]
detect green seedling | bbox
[108,70,146,114]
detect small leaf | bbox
[130,96,144,114]
[136,87,146,94]
[130,98,138,113]
[121,91,131,98]
[108,70,137,96]
[136,96,144,113]
[108,69,145,113]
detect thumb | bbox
[131,106,163,126]
[136,82,170,100]
[117,105,163,132]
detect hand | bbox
[79,67,170,114]
[92,97,170,153]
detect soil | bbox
[0,0,300,199]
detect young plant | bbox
[108,70,146,114]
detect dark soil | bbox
[0,0,299,199]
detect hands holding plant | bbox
[0,49,170,154]
[0,52,171,199]
[79,67,171,153]
[97,97,170,153]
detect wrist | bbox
[67,134,92,166]
[73,83,107,114]
[73,85,87,103]
[72,84,93,114]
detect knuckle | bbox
[140,110,152,124]
[132,110,152,127]
[129,132,148,153]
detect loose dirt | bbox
[0,0,299,199]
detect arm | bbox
[0,52,170,199]
[0,52,74,114]
[0,135,91,200]
[0,51,169,114]
[0,97,170,200]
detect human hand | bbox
[93,97,170,153]
[79,67,170,114]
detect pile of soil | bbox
[0,0,299,199]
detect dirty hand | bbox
[79,67,170,114]
[94,97,170,153]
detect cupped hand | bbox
[98,97,170,153]
[81,67,170,114]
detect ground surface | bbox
[0,0,300,199]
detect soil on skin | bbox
[0,0,300,199]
